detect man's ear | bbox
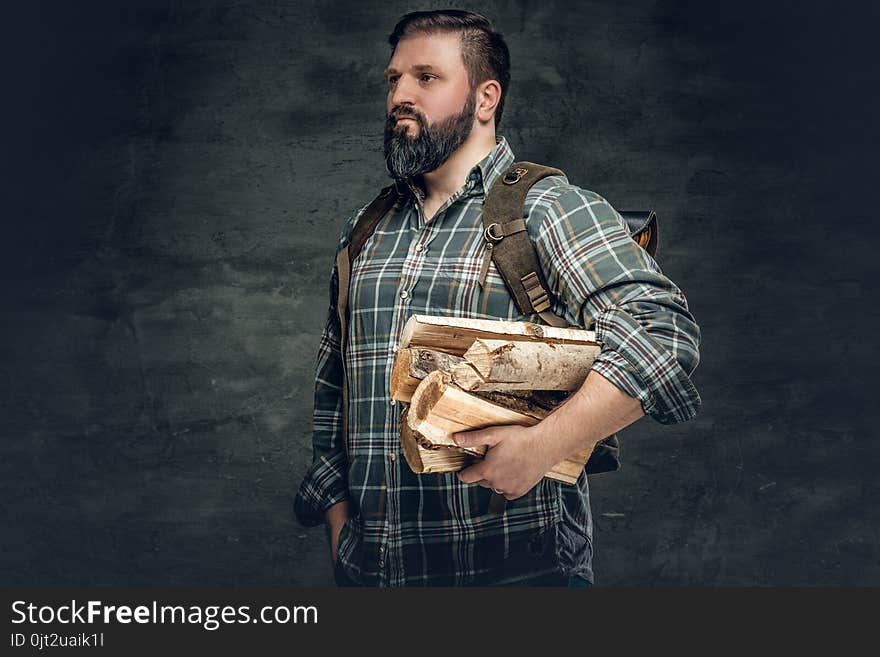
[475,80,501,124]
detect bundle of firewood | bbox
[390,315,601,485]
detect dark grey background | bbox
[2,0,876,586]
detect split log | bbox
[390,347,465,402]
[399,407,480,474]
[408,371,546,448]
[407,370,592,485]
[448,362,484,391]
[399,314,597,356]
[471,389,570,413]
[456,339,601,391]
[390,346,569,407]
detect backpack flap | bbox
[586,434,621,475]
[619,209,659,258]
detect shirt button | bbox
[414,243,424,253]
[390,399,396,406]
[390,452,396,462]
[392,344,399,353]
[399,290,409,300]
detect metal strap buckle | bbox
[529,289,551,313]
[502,167,529,185]
[484,222,505,242]
[522,272,552,312]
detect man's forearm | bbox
[531,369,645,468]
[453,368,646,497]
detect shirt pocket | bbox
[425,250,524,321]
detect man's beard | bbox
[383,93,477,181]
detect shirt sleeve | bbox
[293,209,365,527]
[530,187,702,424]
[293,258,351,526]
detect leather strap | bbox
[481,162,571,329]
[336,185,400,457]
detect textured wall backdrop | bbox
[2,0,877,585]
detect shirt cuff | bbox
[590,306,701,424]
[293,450,350,527]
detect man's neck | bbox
[418,133,498,202]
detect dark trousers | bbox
[334,524,592,587]
[334,559,592,587]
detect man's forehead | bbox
[385,32,464,76]
[383,63,443,76]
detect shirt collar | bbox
[393,135,516,200]
[465,135,516,198]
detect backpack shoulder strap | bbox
[346,184,400,265]
[482,163,662,328]
[334,183,400,458]
[336,183,399,349]
[481,161,571,328]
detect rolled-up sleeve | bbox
[531,187,701,424]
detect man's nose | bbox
[389,75,418,108]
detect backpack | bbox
[334,161,659,478]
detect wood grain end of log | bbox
[464,339,513,378]
[399,408,425,473]
[545,470,579,485]
[390,348,418,402]
[408,369,451,425]
[450,362,485,391]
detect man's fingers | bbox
[457,462,487,484]
[452,427,504,449]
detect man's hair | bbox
[388,9,511,129]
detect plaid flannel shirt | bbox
[294,136,701,586]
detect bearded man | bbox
[294,9,701,587]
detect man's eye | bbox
[385,74,434,85]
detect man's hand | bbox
[325,500,350,564]
[451,371,646,500]
[452,424,557,500]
